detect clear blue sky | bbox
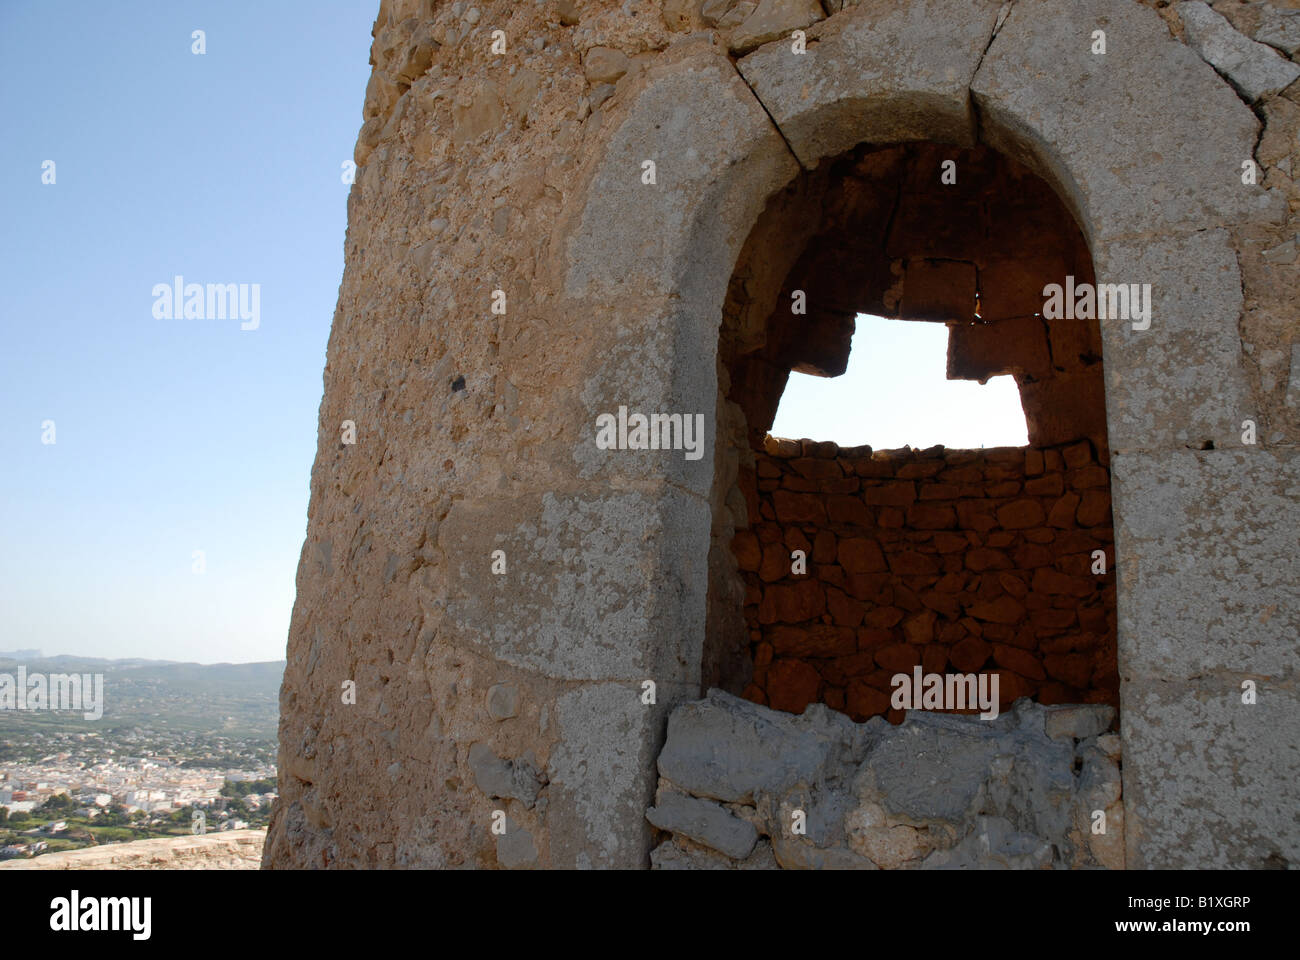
[0,4,1027,666]
[0,2,376,664]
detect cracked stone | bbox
[646,791,759,859]
[1178,1,1300,102]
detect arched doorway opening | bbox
[705,141,1120,725]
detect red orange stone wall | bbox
[733,438,1119,723]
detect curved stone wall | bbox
[268,0,1300,870]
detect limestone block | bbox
[1093,230,1251,453]
[547,681,696,869]
[468,743,544,807]
[1109,448,1300,680]
[486,682,519,720]
[704,0,756,30]
[921,815,1055,869]
[1255,4,1300,57]
[728,0,825,55]
[571,304,719,500]
[651,836,780,869]
[771,830,877,869]
[737,0,1002,166]
[855,707,1074,829]
[583,46,631,84]
[564,47,798,305]
[845,802,929,868]
[973,0,1279,243]
[651,692,1122,868]
[440,490,709,681]
[1043,703,1115,740]
[1122,678,1300,868]
[1178,2,1300,103]
[1017,370,1108,449]
[646,791,759,858]
[656,689,870,803]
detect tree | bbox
[98,803,129,826]
[37,793,75,815]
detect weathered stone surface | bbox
[495,819,539,869]
[583,46,632,83]
[1122,678,1300,868]
[547,681,689,869]
[650,835,779,869]
[921,815,1054,869]
[468,743,544,808]
[1110,449,1300,680]
[737,0,1003,167]
[1288,343,1300,409]
[441,491,707,680]
[1255,4,1300,57]
[1044,703,1116,741]
[646,790,759,858]
[565,47,797,305]
[900,259,977,322]
[271,0,1297,873]
[1094,230,1252,453]
[973,0,1279,242]
[1178,2,1300,102]
[486,683,520,721]
[650,691,1122,869]
[657,689,867,804]
[728,0,825,54]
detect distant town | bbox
[0,651,282,860]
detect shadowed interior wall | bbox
[735,440,1118,721]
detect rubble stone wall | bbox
[734,441,1118,721]
[648,690,1123,870]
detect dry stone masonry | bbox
[734,440,1118,722]
[267,0,1300,871]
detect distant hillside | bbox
[0,655,284,738]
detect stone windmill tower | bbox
[265,0,1300,870]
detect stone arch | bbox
[560,0,1286,868]
[710,138,1116,723]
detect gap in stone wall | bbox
[772,315,1030,449]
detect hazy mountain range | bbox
[0,653,284,738]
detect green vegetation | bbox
[220,777,276,797]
